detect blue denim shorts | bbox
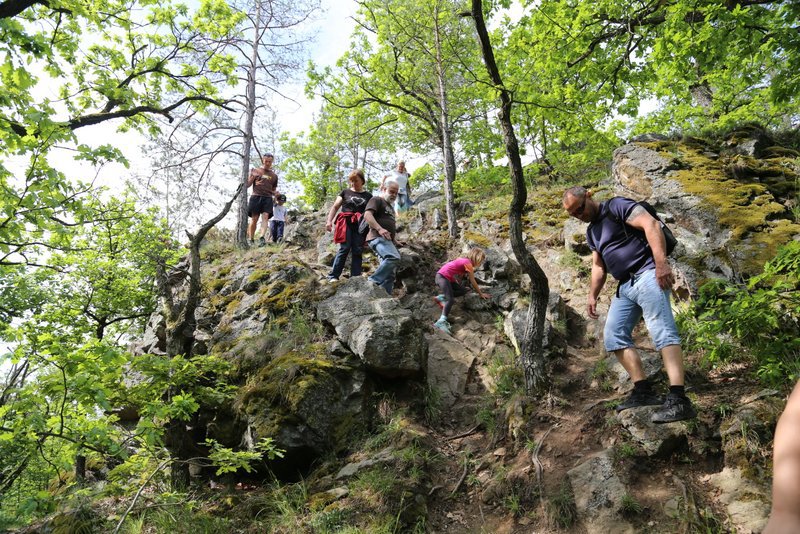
[604,268,681,352]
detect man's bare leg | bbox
[259,213,270,240]
[765,381,800,534]
[660,344,685,386]
[615,347,647,382]
[248,215,259,240]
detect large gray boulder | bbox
[426,332,477,408]
[128,312,166,356]
[232,350,370,469]
[601,351,664,392]
[317,278,427,377]
[612,144,676,200]
[502,291,565,358]
[707,467,770,534]
[567,449,635,534]
[563,217,591,255]
[617,407,688,457]
[610,138,800,286]
[285,211,325,249]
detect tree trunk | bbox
[236,1,262,248]
[471,0,550,394]
[433,2,458,238]
[159,183,245,489]
[75,454,86,484]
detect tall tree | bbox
[309,0,486,238]
[470,0,550,393]
[157,183,244,488]
[0,196,179,501]
[501,0,800,149]
[0,0,241,320]
[231,0,320,247]
[280,101,394,209]
[133,0,319,246]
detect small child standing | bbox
[270,194,288,243]
[433,247,490,334]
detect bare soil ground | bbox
[421,325,763,533]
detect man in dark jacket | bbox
[563,186,696,423]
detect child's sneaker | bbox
[432,295,445,309]
[258,237,267,247]
[433,317,451,334]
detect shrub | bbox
[454,166,510,196]
[678,241,800,387]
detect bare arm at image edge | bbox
[765,380,800,534]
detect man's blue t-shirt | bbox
[586,197,655,281]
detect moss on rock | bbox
[673,148,777,238]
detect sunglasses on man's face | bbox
[568,197,587,217]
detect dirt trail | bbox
[417,318,757,533]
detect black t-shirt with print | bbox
[339,189,372,214]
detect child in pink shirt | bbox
[433,247,490,334]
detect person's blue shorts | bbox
[604,268,681,352]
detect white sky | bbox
[277,0,357,136]
[55,0,358,198]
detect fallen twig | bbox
[449,457,470,498]
[444,424,481,441]
[112,458,171,534]
[532,424,556,489]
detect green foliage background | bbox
[679,242,800,387]
[1,0,800,529]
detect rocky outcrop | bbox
[608,133,800,285]
[426,332,477,409]
[317,277,427,377]
[567,449,635,534]
[232,345,370,472]
[706,390,784,532]
[706,467,770,534]
[616,407,688,457]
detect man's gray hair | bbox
[563,186,588,203]
[384,179,399,189]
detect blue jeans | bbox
[395,193,412,213]
[270,220,284,243]
[604,268,681,352]
[367,237,400,295]
[329,222,364,279]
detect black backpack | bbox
[611,200,678,256]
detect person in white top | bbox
[269,194,288,243]
[381,160,413,212]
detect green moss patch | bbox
[256,276,319,314]
[671,146,790,239]
[235,344,337,410]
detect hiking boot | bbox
[432,294,445,309]
[258,237,266,247]
[615,390,664,412]
[651,395,697,424]
[433,317,451,334]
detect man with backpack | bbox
[563,186,696,423]
[363,181,402,295]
